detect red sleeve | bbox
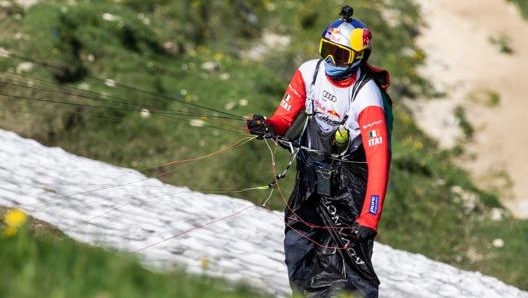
[265,69,307,136]
[356,106,391,231]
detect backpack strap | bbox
[311,59,323,85]
[340,70,369,125]
[309,59,323,115]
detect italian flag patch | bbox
[369,129,380,138]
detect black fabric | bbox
[284,158,380,298]
[302,118,336,158]
[352,222,377,241]
[284,111,308,142]
[247,114,274,139]
[282,61,389,298]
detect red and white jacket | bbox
[266,59,391,231]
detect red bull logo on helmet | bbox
[325,27,343,43]
[349,28,371,52]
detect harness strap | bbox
[312,59,323,85]
[340,71,369,125]
[309,59,323,116]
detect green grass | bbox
[1,0,527,293]
[0,209,271,298]
[508,0,528,19]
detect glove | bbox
[246,114,274,139]
[351,221,377,242]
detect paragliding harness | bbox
[281,60,393,294]
[284,59,393,197]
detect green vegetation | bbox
[1,0,527,294]
[489,33,514,54]
[466,88,501,107]
[0,208,271,298]
[0,0,427,208]
[454,105,474,140]
[508,0,528,19]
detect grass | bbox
[0,207,272,298]
[0,0,527,293]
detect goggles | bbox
[319,38,358,66]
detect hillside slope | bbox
[1,129,528,298]
[411,0,528,217]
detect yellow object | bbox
[349,28,370,51]
[3,208,28,237]
[334,126,349,145]
[200,257,210,270]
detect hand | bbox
[351,222,377,242]
[246,114,274,139]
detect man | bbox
[247,5,392,298]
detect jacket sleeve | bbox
[265,69,307,136]
[355,105,391,231]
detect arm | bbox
[355,105,390,232]
[265,69,307,136]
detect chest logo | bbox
[322,90,337,102]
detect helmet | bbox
[319,7,372,68]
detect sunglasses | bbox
[319,39,358,66]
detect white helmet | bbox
[319,6,372,68]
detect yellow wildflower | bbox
[200,257,209,270]
[3,208,28,237]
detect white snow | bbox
[0,129,527,298]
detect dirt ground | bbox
[410,0,528,218]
